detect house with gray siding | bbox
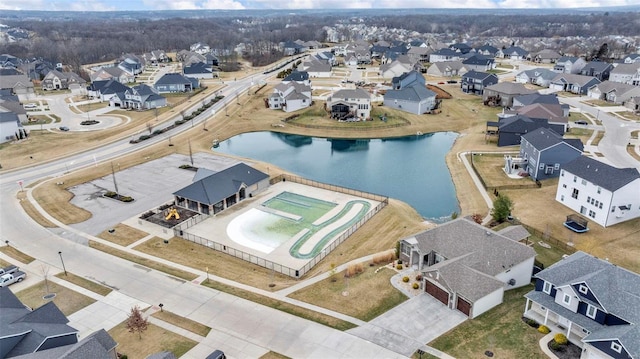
[519,128,583,180]
[482,82,537,108]
[173,163,270,215]
[580,61,614,81]
[383,71,437,114]
[549,74,601,95]
[400,218,535,319]
[154,73,199,93]
[426,60,467,77]
[554,57,587,74]
[609,63,640,86]
[524,251,640,359]
[460,70,498,95]
[492,115,554,147]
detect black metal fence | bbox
[173,176,388,278]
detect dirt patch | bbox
[427,84,453,99]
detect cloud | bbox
[69,1,116,11]
[0,0,46,10]
[202,0,246,9]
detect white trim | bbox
[611,342,622,353]
[586,304,597,319]
[562,293,571,305]
[543,281,552,294]
[33,331,79,352]
[578,284,588,295]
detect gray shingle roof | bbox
[411,218,536,277]
[521,127,583,152]
[331,88,370,100]
[562,156,640,192]
[155,73,192,86]
[384,86,435,102]
[497,225,531,242]
[424,257,505,302]
[513,93,560,107]
[463,70,497,82]
[582,61,613,72]
[173,163,268,205]
[484,82,537,95]
[284,71,309,82]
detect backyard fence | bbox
[174,175,389,278]
[469,152,541,192]
[282,117,411,131]
[515,220,578,255]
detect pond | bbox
[213,131,459,222]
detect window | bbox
[543,281,552,294]
[581,179,587,185]
[560,195,565,201]
[554,163,560,170]
[539,163,545,170]
[597,187,601,194]
[573,176,577,183]
[611,206,616,213]
[561,170,564,177]
[587,196,591,203]
[588,210,596,218]
[587,304,597,319]
[562,184,567,188]
[563,293,571,305]
[572,188,579,199]
[401,243,411,255]
[591,198,595,205]
[580,206,587,215]
[578,285,588,295]
[599,202,603,209]
[611,342,622,353]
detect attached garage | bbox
[425,280,449,306]
[456,296,471,316]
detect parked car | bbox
[574,120,588,125]
[0,271,26,287]
[447,80,458,84]
[206,350,226,359]
[59,126,69,131]
[437,82,445,84]
[0,265,19,276]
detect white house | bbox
[327,89,371,121]
[553,56,587,74]
[267,82,312,113]
[399,218,536,319]
[609,63,640,86]
[555,156,640,228]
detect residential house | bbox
[327,89,371,121]
[300,57,332,77]
[154,73,199,93]
[407,46,431,64]
[512,93,560,108]
[0,100,28,124]
[183,62,215,79]
[41,70,86,91]
[142,50,169,65]
[123,84,166,110]
[429,48,462,63]
[513,103,569,133]
[625,96,640,111]
[587,81,640,104]
[117,54,145,76]
[90,66,134,84]
[190,42,211,55]
[204,53,219,67]
[0,74,34,95]
[87,79,130,103]
[282,41,305,56]
[549,74,601,95]
[474,44,499,57]
[426,61,467,77]
[449,43,472,54]
[384,71,437,115]
[515,68,558,87]
[173,163,270,215]
[555,156,640,227]
[580,61,613,81]
[0,286,78,358]
[554,56,587,74]
[491,115,556,147]
[399,218,536,318]
[0,53,21,68]
[409,40,429,48]
[369,44,390,60]
[609,63,640,85]
[380,57,413,79]
[621,53,640,64]
[497,46,529,60]
[0,112,26,143]
[462,55,495,72]
[381,45,409,64]
[19,59,55,81]
[282,71,310,85]
[315,51,337,66]
[460,71,498,95]
[519,128,583,180]
[267,82,312,112]
[527,49,562,64]
[353,47,372,65]
[482,82,537,108]
[524,251,640,359]
[176,50,206,66]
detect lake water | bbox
[213,131,459,222]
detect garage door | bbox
[456,297,471,316]
[425,281,449,306]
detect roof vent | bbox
[508,279,516,286]
[485,231,491,236]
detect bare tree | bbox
[126,305,148,339]
[146,122,153,134]
[40,264,50,295]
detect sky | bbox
[0,0,636,11]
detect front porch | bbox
[524,299,586,348]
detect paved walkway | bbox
[539,333,560,359]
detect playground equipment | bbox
[165,208,180,220]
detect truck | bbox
[0,265,19,276]
[0,271,26,287]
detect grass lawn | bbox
[16,281,96,316]
[151,310,211,337]
[75,102,109,112]
[591,131,605,146]
[0,245,36,264]
[614,111,640,122]
[429,285,546,358]
[201,279,357,331]
[0,258,10,267]
[531,235,571,268]
[568,112,590,123]
[628,145,640,161]
[469,153,538,188]
[288,267,408,322]
[260,352,291,359]
[89,240,198,281]
[55,272,113,296]
[17,191,58,228]
[97,223,149,247]
[582,99,620,107]
[565,126,594,145]
[108,321,197,359]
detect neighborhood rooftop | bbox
[562,156,640,192]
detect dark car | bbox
[447,80,458,84]
[206,350,226,359]
[59,126,69,131]
[574,120,588,125]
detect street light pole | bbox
[58,251,67,276]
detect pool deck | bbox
[183,181,380,271]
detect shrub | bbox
[554,333,568,345]
[538,325,550,334]
[397,259,403,265]
[402,276,410,282]
[396,264,403,270]
[345,263,364,278]
[372,251,395,265]
[412,283,420,289]
[526,318,539,328]
[415,274,423,281]
[549,341,565,352]
[139,135,151,141]
[104,191,116,198]
[120,196,134,202]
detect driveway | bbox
[347,294,467,356]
